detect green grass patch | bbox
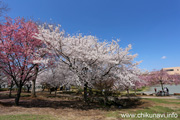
[0,114,58,120]
[106,98,180,120]
[145,98,180,105]
[129,106,179,120]
[106,111,120,118]
[134,106,175,114]
[106,106,179,120]
[136,86,150,92]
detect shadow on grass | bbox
[0,98,102,110]
[0,92,144,110]
[0,94,15,99]
[0,98,145,111]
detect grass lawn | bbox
[0,114,57,120]
[0,91,180,120]
[106,98,180,120]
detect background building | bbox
[162,67,180,75]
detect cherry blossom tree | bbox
[111,66,141,96]
[35,24,141,102]
[0,17,45,105]
[140,70,180,95]
[24,81,32,93]
[36,63,77,96]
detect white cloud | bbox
[161,56,167,59]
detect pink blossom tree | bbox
[140,70,180,95]
[0,17,44,105]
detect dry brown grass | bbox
[1,91,179,120]
[0,91,142,120]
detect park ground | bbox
[0,91,180,120]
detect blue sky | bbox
[4,0,180,71]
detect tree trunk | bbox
[31,79,36,97]
[42,85,45,91]
[160,81,165,96]
[27,86,31,93]
[9,81,13,98]
[104,90,108,105]
[84,82,88,103]
[31,65,39,97]
[15,85,22,106]
[127,88,130,97]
